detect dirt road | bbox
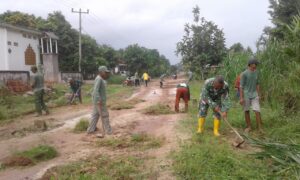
[0,77,187,180]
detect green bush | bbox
[107,75,126,84]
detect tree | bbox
[176,6,226,79]
[229,43,244,53]
[268,0,300,38]
[0,11,37,28]
[122,44,170,77]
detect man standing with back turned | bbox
[142,72,149,87]
[87,66,112,137]
[31,66,49,116]
[240,59,262,132]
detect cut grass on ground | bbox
[73,118,89,133]
[172,80,300,179]
[142,103,173,115]
[2,145,57,168]
[108,98,145,110]
[42,154,156,180]
[98,133,165,150]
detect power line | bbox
[71,8,89,73]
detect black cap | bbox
[248,59,259,66]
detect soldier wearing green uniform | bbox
[87,66,112,137]
[197,76,230,136]
[31,66,49,116]
[68,78,82,104]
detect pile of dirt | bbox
[2,156,33,167]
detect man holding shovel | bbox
[197,76,230,136]
[87,66,112,137]
[240,59,262,132]
[68,78,82,104]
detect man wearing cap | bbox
[87,66,112,137]
[197,76,230,136]
[31,66,49,116]
[240,59,262,132]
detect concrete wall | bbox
[43,54,59,82]
[6,29,40,74]
[0,27,8,70]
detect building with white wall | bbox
[0,23,60,82]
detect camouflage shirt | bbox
[200,78,230,112]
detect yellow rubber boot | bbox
[197,118,205,133]
[213,118,221,136]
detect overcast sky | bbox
[0,0,272,64]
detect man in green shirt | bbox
[240,59,262,132]
[87,66,112,137]
[31,66,49,116]
[197,76,230,136]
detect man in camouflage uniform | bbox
[68,78,82,104]
[87,66,112,137]
[31,66,49,116]
[197,76,230,136]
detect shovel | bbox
[223,117,245,148]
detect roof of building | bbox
[0,22,42,36]
[43,32,59,40]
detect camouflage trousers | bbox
[87,104,112,134]
[34,90,48,115]
[198,99,221,119]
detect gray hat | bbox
[248,59,259,66]
[98,66,110,73]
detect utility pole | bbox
[72,8,89,73]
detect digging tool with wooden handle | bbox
[223,117,245,147]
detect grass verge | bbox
[2,145,57,168]
[142,103,173,115]
[73,118,89,133]
[98,133,165,150]
[172,80,300,179]
[42,154,155,180]
[0,84,134,125]
[108,98,145,110]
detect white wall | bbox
[0,27,8,70]
[6,29,40,73]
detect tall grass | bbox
[220,15,300,113]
